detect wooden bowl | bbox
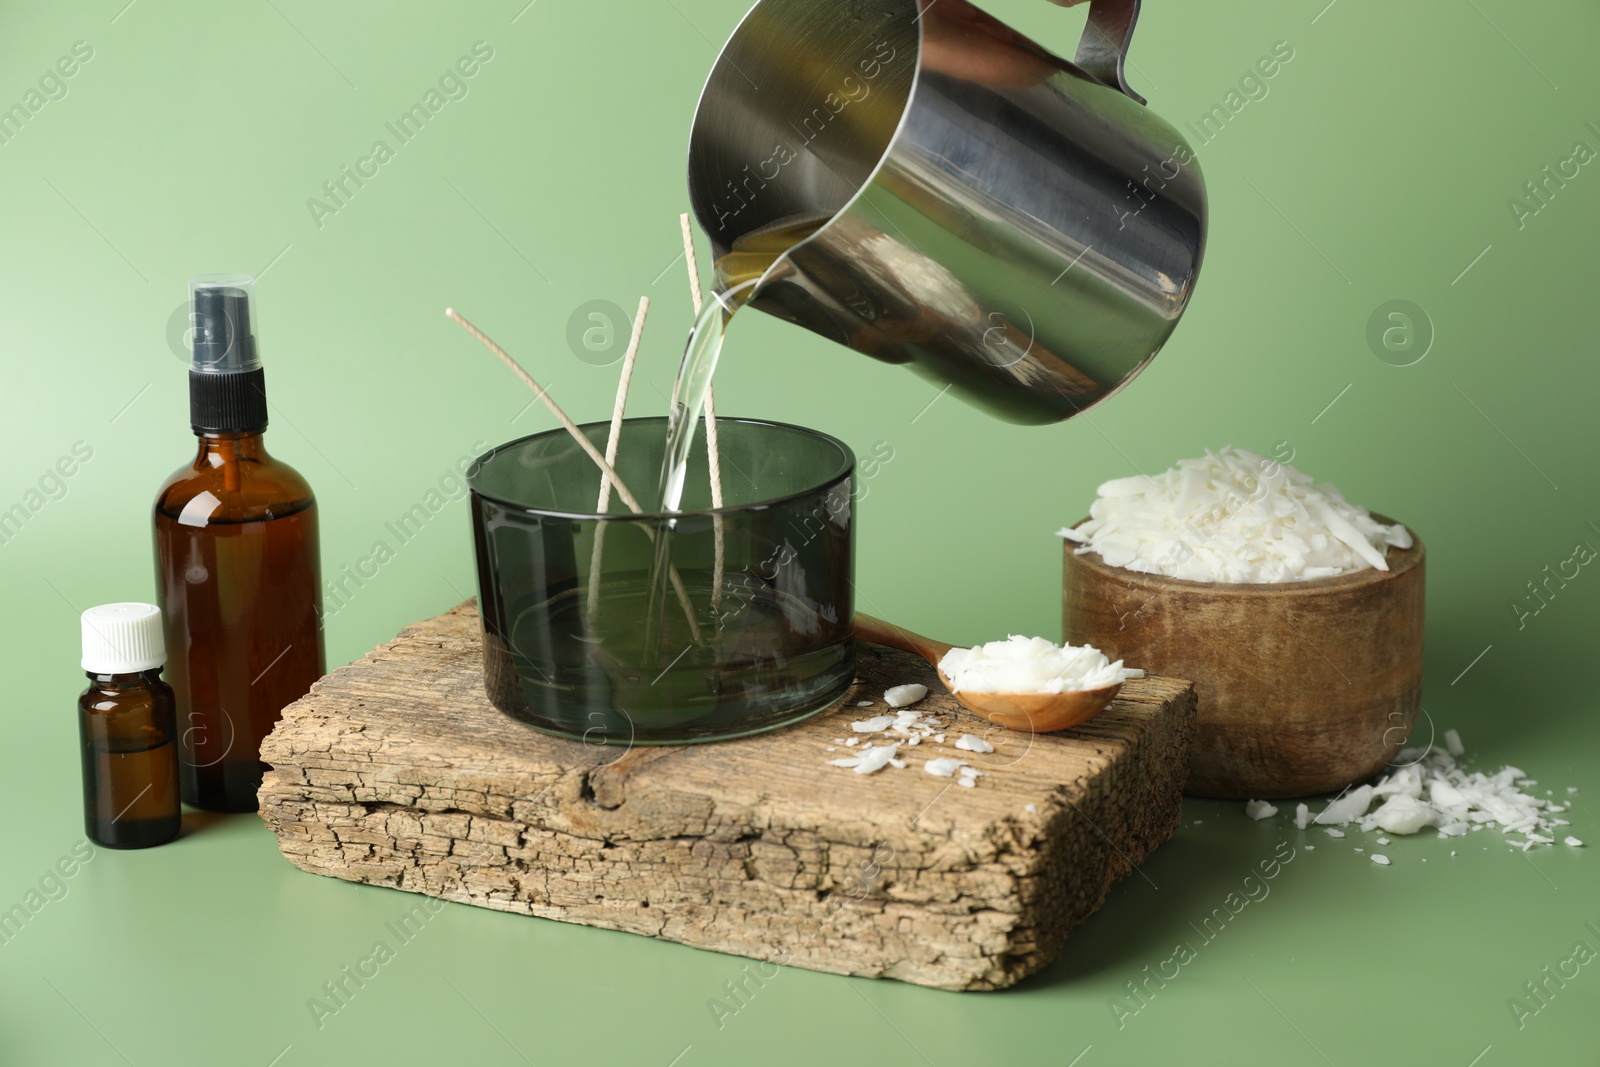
[1062,518,1424,799]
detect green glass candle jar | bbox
[469,417,855,745]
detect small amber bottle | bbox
[154,275,325,812]
[78,603,181,849]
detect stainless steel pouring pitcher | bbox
[687,0,1206,424]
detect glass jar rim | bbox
[467,415,856,521]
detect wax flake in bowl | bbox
[1058,447,1412,583]
[938,636,1134,694]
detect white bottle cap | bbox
[81,603,166,674]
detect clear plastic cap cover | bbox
[189,273,260,374]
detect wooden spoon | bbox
[853,614,1122,733]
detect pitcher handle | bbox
[1074,0,1146,106]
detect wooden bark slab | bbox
[258,601,1195,991]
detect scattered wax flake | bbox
[1450,850,1457,857]
[1444,729,1464,757]
[959,766,983,779]
[885,684,928,708]
[924,757,968,778]
[1314,785,1374,825]
[957,778,976,788]
[1303,844,1315,851]
[1306,744,1573,848]
[1294,803,1311,830]
[907,736,921,746]
[889,759,907,769]
[1025,803,1038,814]
[1566,836,1585,847]
[833,738,846,745]
[934,734,946,744]
[954,733,995,754]
[826,746,836,752]
[856,701,874,708]
[1324,829,1345,839]
[851,716,894,733]
[1377,837,1390,845]
[1568,787,1580,795]
[827,743,901,774]
[1244,799,1278,821]
[845,738,860,747]
[1373,764,1424,799]
[1124,668,1146,679]
[1371,795,1434,835]
[892,710,923,733]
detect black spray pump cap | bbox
[187,274,268,433]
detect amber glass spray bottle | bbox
[154,275,325,812]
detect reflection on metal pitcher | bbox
[688,0,1206,424]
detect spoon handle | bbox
[853,613,956,667]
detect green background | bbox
[3,0,1598,1063]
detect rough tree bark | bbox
[259,601,1194,991]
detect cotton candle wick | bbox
[446,307,644,514]
[596,296,650,513]
[587,297,650,619]
[681,213,727,615]
[445,306,702,642]
[679,213,706,315]
[679,213,724,510]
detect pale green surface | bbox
[2,1,1598,1064]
